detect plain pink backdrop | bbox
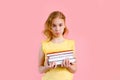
[0,0,120,80]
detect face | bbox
[51,18,65,37]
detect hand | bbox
[44,57,57,71]
[48,61,57,69]
[61,58,71,68]
[45,61,57,70]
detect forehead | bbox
[52,18,64,24]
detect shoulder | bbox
[40,39,49,53]
[41,39,49,45]
[66,39,75,44]
[66,39,75,50]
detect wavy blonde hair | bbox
[43,11,69,41]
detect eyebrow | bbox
[53,23,63,25]
[52,24,56,26]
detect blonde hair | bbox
[43,11,69,41]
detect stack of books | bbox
[47,50,76,65]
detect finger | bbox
[51,62,54,68]
[52,62,55,68]
[53,62,56,68]
[67,59,70,67]
[70,61,75,65]
[64,59,67,67]
[70,62,73,65]
[62,60,64,67]
[63,59,66,67]
[49,62,52,68]
[65,58,69,67]
[54,62,57,68]
[46,57,49,66]
[61,61,63,67]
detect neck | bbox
[51,35,65,43]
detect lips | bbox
[56,32,59,34]
[55,32,60,35]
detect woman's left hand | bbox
[61,58,71,68]
[61,58,77,73]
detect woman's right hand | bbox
[44,61,57,70]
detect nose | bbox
[55,26,60,31]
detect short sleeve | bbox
[73,40,75,51]
[71,40,77,64]
[71,40,76,55]
[41,40,46,54]
[71,40,75,51]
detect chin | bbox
[54,34,62,37]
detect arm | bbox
[38,44,57,73]
[38,45,49,73]
[66,61,77,73]
[61,58,77,73]
[61,40,77,73]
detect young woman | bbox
[39,11,77,80]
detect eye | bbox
[52,24,56,27]
[59,23,62,27]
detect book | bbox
[47,50,76,65]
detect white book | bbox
[47,50,76,65]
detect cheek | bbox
[62,28,65,31]
[62,26,65,30]
[61,28,65,33]
[51,28,56,34]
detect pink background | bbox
[0,0,120,80]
